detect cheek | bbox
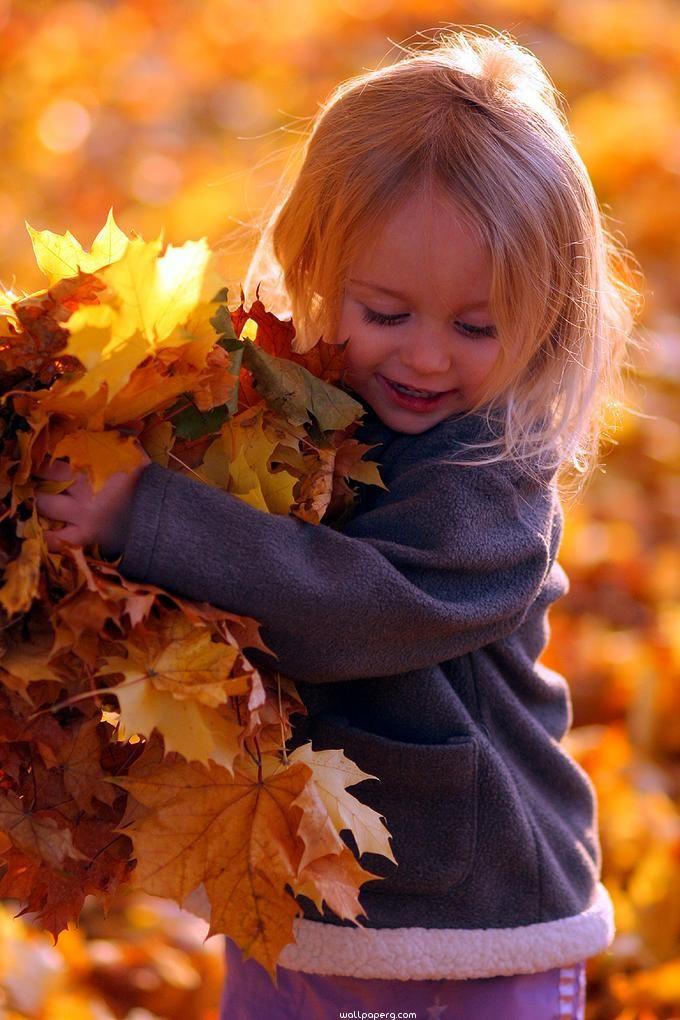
[464,342,501,385]
[338,313,384,373]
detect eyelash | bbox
[361,307,497,338]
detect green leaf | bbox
[241,340,363,431]
[169,400,231,440]
[209,304,237,341]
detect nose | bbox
[399,328,453,377]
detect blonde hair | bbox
[239,27,644,491]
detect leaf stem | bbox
[27,674,144,720]
[276,671,288,766]
[167,449,210,482]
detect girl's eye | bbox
[361,307,496,338]
[457,321,497,338]
[362,308,406,328]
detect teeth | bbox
[391,381,436,397]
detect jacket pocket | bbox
[307,712,478,896]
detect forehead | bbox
[349,188,492,309]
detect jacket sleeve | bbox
[112,451,556,683]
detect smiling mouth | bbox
[381,375,453,396]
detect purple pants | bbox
[220,937,586,1019]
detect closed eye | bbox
[455,321,497,338]
[361,307,496,338]
[362,308,407,327]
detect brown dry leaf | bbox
[0,790,85,866]
[293,447,336,524]
[335,437,387,489]
[292,846,373,920]
[56,719,120,813]
[0,637,64,702]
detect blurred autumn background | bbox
[0,0,678,1017]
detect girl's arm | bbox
[110,449,559,684]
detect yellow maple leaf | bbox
[347,457,386,487]
[288,742,396,864]
[196,436,231,487]
[220,409,298,514]
[15,375,110,431]
[55,234,226,404]
[58,304,152,403]
[227,448,271,512]
[0,536,42,618]
[96,235,223,344]
[51,430,147,493]
[97,618,252,770]
[25,207,129,286]
[114,680,244,773]
[104,353,205,425]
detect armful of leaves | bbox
[0,213,393,979]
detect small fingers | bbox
[43,525,81,552]
[35,491,81,523]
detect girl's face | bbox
[336,187,501,433]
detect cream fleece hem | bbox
[277,882,615,980]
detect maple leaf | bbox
[96,617,252,771]
[101,615,251,707]
[335,437,388,489]
[0,214,389,973]
[52,588,118,663]
[10,372,111,432]
[289,742,396,863]
[291,845,372,919]
[0,790,85,867]
[190,344,239,414]
[0,536,41,618]
[55,718,119,813]
[48,238,224,406]
[0,637,64,702]
[0,273,105,383]
[228,300,297,360]
[229,297,349,379]
[241,339,363,431]
[96,235,223,345]
[138,417,173,466]
[53,302,150,403]
[105,350,207,426]
[292,446,336,524]
[114,750,367,978]
[200,405,299,513]
[51,429,148,494]
[25,207,129,286]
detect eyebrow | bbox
[348,278,489,311]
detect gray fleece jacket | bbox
[109,393,615,980]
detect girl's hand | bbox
[34,445,152,556]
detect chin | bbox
[378,408,444,434]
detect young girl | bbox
[35,28,642,1020]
